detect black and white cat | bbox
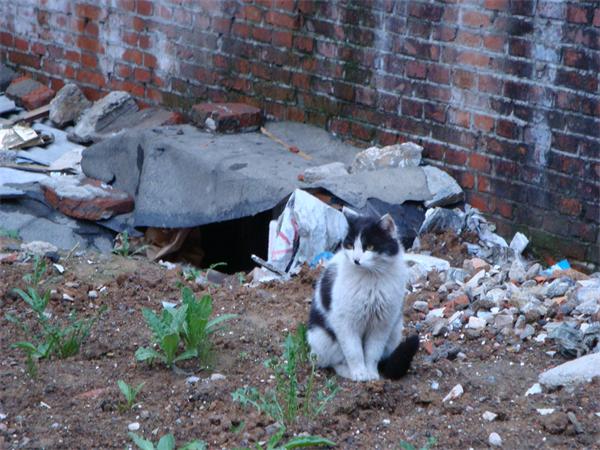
[307,210,419,381]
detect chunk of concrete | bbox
[350,142,423,173]
[404,253,451,272]
[69,91,138,144]
[40,176,134,221]
[301,162,348,183]
[191,102,262,133]
[0,95,17,115]
[0,63,17,91]
[6,76,55,110]
[49,83,92,128]
[539,352,600,388]
[423,166,464,208]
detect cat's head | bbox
[341,209,400,269]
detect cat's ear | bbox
[342,206,360,223]
[378,213,397,237]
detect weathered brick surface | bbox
[0,0,598,263]
[6,76,55,109]
[191,102,263,132]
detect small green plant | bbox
[232,325,339,428]
[180,286,236,366]
[237,426,336,450]
[0,227,20,239]
[135,304,197,368]
[8,260,104,377]
[112,231,147,257]
[129,432,206,450]
[117,379,145,410]
[22,255,47,286]
[398,436,437,450]
[183,267,201,282]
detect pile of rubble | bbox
[403,205,600,389]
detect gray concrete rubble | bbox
[49,83,92,128]
[350,142,423,172]
[80,122,461,229]
[69,91,138,144]
[0,95,17,115]
[539,353,600,388]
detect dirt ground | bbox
[1,241,599,449]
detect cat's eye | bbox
[366,245,374,251]
[344,243,353,249]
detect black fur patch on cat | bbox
[377,334,419,380]
[320,266,336,311]
[308,306,337,341]
[343,215,399,256]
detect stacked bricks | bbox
[0,0,598,264]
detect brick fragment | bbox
[6,76,55,110]
[191,103,263,133]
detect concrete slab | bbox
[80,122,446,229]
[0,95,17,115]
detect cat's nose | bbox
[353,259,360,265]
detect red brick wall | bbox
[1,0,598,264]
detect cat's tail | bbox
[377,334,419,380]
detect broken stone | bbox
[575,299,600,315]
[425,307,445,322]
[0,63,17,91]
[49,83,92,128]
[537,408,555,416]
[442,383,463,402]
[5,76,55,110]
[447,267,469,283]
[545,277,574,298]
[21,240,58,256]
[525,263,541,280]
[566,411,584,434]
[482,411,497,422]
[574,285,600,304]
[541,412,569,434]
[509,232,529,255]
[41,176,134,221]
[191,102,262,133]
[69,91,138,144]
[493,313,514,331]
[405,253,450,273]
[548,322,600,357]
[412,300,429,313]
[485,288,506,305]
[350,142,423,173]
[301,162,348,183]
[525,382,542,396]
[423,166,464,208]
[464,257,490,274]
[467,316,486,330]
[465,269,486,289]
[488,432,502,447]
[127,422,140,432]
[508,259,526,283]
[418,207,465,235]
[539,352,600,388]
[517,324,535,340]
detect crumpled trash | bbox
[548,322,600,358]
[0,124,53,150]
[267,189,347,275]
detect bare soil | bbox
[1,244,599,449]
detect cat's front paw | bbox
[350,367,379,381]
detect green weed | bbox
[136,287,236,369]
[7,259,105,376]
[0,227,19,239]
[235,426,336,450]
[112,231,147,257]
[129,432,206,450]
[232,325,339,427]
[117,379,145,410]
[398,436,437,450]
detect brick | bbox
[122,48,143,65]
[559,198,583,216]
[474,114,494,132]
[424,103,446,122]
[462,10,491,27]
[456,51,490,67]
[42,177,134,221]
[6,76,55,110]
[453,69,475,89]
[191,102,263,132]
[484,0,509,10]
[75,4,103,21]
[137,0,154,16]
[272,30,293,47]
[266,11,297,28]
[406,60,427,79]
[567,4,590,24]
[449,109,470,128]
